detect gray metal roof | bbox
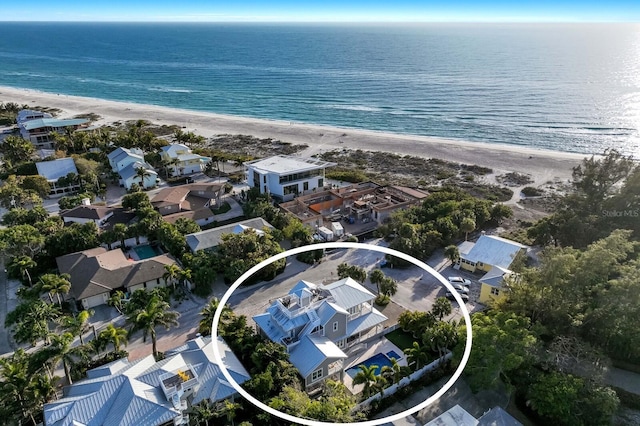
[324,277,376,310]
[461,235,527,270]
[185,217,274,252]
[425,404,479,426]
[245,155,336,175]
[289,335,347,377]
[345,308,387,337]
[22,117,88,131]
[478,406,523,426]
[44,337,249,426]
[36,157,78,181]
[118,161,157,181]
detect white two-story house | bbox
[107,147,158,190]
[160,143,211,176]
[245,155,336,202]
[253,278,387,390]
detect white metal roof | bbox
[185,218,274,252]
[346,308,387,337]
[36,157,78,181]
[245,155,336,175]
[461,235,527,270]
[425,404,479,426]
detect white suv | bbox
[448,276,471,287]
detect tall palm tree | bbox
[162,264,181,289]
[199,297,232,336]
[0,349,38,424]
[128,294,180,359]
[352,364,379,399]
[217,399,241,426]
[61,309,94,345]
[444,245,460,265]
[460,217,476,241]
[39,273,71,306]
[44,332,89,385]
[13,300,62,346]
[7,255,37,287]
[99,323,128,353]
[135,166,151,189]
[178,268,192,289]
[108,290,127,314]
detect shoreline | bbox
[0,85,588,185]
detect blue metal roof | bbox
[22,117,88,131]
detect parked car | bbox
[451,284,470,294]
[446,292,470,303]
[448,276,471,287]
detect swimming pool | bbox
[346,353,394,378]
[386,350,402,361]
[132,244,163,260]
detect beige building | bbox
[56,247,177,309]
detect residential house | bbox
[43,336,250,426]
[245,155,336,202]
[185,217,274,253]
[60,204,114,227]
[160,143,211,176]
[456,235,528,304]
[253,278,387,390]
[17,109,88,150]
[425,404,523,426]
[150,183,223,226]
[56,247,177,309]
[280,181,429,229]
[107,147,157,190]
[35,157,81,197]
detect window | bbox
[333,321,338,332]
[491,287,500,296]
[283,184,298,195]
[311,368,323,382]
[318,178,324,187]
[303,182,309,191]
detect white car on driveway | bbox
[448,276,471,287]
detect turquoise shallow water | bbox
[0,22,639,156]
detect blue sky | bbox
[3,1,639,22]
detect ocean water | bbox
[0,22,639,156]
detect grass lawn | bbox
[211,201,231,215]
[385,328,416,352]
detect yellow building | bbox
[455,235,528,304]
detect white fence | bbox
[352,352,453,412]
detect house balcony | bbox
[159,365,199,402]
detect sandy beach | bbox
[0,86,587,186]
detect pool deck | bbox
[342,337,407,395]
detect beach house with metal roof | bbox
[185,217,274,253]
[160,143,211,176]
[107,147,158,190]
[56,247,176,309]
[456,235,528,304]
[253,277,387,390]
[35,157,81,197]
[17,109,88,150]
[43,336,250,426]
[245,155,336,202]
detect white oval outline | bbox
[212,241,472,426]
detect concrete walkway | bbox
[606,367,640,395]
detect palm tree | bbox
[460,217,476,241]
[199,297,232,336]
[39,273,71,306]
[380,357,409,386]
[369,269,385,295]
[44,332,89,385]
[405,342,429,371]
[178,268,192,289]
[444,244,460,265]
[61,309,94,345]
[99,323,128,353]
[13,300,61,346]
[431,297,453,321]
[217,400,241,426]
[352,364,379,399]
[112,223,128,250]
[188,400,217,426]
[108,290,126,314]
[163,264,181,289]
[0,349,38,424]
[128,294,180,359]
[134,166,151,189]
[7,255,37,287]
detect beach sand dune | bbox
[1,86,586,187]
